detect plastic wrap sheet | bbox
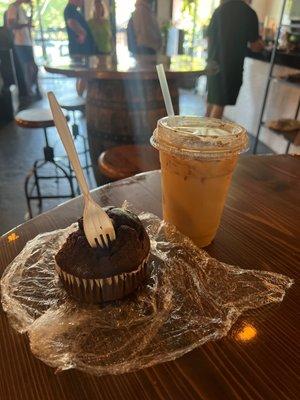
[1,212,293,375]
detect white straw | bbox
[156,64,175,116]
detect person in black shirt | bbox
[206,0,264,119]
[64,0,95,56]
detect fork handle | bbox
[48,91,91,199]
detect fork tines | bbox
[95,234,111,248]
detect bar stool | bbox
[267,116,300,154]
[15,109,75,219]
[58,95,90,173]
[98,145,160,182]
[281,130,300,154]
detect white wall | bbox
[251,0,283,23]
[291,0,300,17]
[224,58,300,154]
[85,0,287,26]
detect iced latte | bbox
[151,116,248,247]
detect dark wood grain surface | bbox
[0,155,299,400]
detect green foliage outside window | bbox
[0,0,67,40]
[31,0,68,41]
[180,0,220,56]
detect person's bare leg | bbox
[206,103,213,117]
[30,61,42,97]
[210,105,224,119]
[76,78,87,97]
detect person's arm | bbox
[28,2,33,26]
[132,7,147,46]
[248,10,264,53]
[67,19,86,44]
[206,11,217,53]
[152,14,162,50]
[249,39,264,53]
[133,6,162,50]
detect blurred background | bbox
[0,0,299,234]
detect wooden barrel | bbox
[86,77,179,185]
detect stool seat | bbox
[278,130,300,144]
[98,145,160,181]
[58,95,86,112]
[19,108,75,219]
[15,108,68,129]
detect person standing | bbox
[129,0,162,55]
[88,0,112,55]
[206,0,264,119]
[6,0,41,98]
[64,0,95,57]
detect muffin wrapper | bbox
[55,255,149,303]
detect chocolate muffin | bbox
[55,207,150,303]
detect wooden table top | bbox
[45,54,207,80]
[0,155,299,400]
[98,144,160,180]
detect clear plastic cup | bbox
[151,116,248,247]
